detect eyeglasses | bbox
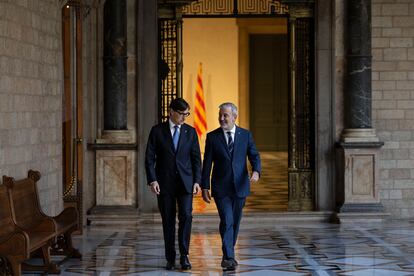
[174,110,190,117]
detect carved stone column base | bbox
[333,210,389,224]
[96,130,135,144]
[341,128,379,143]
[335,140,388,223]
[334,203,389,223]
[288,169,313,211]
[96,150,136,206]
[88,141,137,207]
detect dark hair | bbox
[170,98,190,111]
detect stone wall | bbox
[0,0,63,216]
[372,0,414,218]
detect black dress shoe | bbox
[166,261,175,270]
[221,258,236,271]
[180,255,192,270]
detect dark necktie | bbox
[172,125,179,152]
[227,131,234,154]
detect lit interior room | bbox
[183,17,289,213]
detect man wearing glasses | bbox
[145,98,202,271]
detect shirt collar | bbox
[222,125,236,134]
[169,119,181,129]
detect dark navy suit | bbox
[201,126,261,259]
[145,122,201,263]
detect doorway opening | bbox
[182,17,289,213]
[158,0,315,213]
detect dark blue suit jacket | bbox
[145,122,202,195]
[201,126,261,198]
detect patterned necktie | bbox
[172,125,179,152]
[227,131,234,155]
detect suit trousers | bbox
[157,177,193,262]
[214,195,246,259]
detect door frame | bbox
[61,0,84,231]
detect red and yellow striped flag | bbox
[194,63,207,137]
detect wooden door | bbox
[249,34,288,151]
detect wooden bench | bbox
[8,170,82,257]
[0,183,57,276]
[25,171,82,261]
[0,255,13,275]
[2,170,82,275]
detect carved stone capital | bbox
[283,0,314,18]
[289,6,313,18]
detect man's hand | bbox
[193,183,201,195]
[202,189,211,203]
[250,171,259,183]
[150,181,160,195]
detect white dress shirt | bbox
[169,119,181,137]
[222,125,236,144]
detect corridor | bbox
[27,218,414,275]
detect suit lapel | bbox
[162,122,175,153]
[177,124,188,152]
[233,126,242,158]
[217,128,232,158]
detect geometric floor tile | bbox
[341,269,414,276]
[319,246,374,255]
[126,259,166,267]
[135,239,165,246]
[327,257,397,266]
[42,219,414,276]
[138,248,167,256]
[17,166,414,276]
[237,248,284,255]
[237,270,307,276]
[237,239,276,246]
[125,271,192,275]
[299,265,339,270]
[315,238,368,245]
[385,230,414,236]
[238,258,292,266]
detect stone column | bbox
[342,0,377,142]
[103,0,127,131]
[336,0,386,222]
[89,0,136,212]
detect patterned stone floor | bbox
[20,151,414,275]
[23,219,414,275]
[193,151,288,214]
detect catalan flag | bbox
[194,63,207,137]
